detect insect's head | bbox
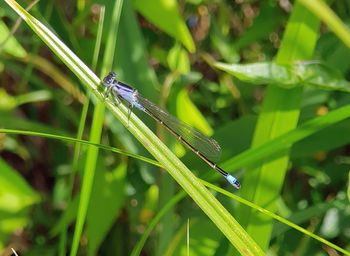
[103,72,117,86]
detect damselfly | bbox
[102,72,240,189]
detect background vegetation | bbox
[1,0,350,255]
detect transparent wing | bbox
[136,93,221,162]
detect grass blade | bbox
[299,0,350,47]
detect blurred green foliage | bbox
[1,0,350,255]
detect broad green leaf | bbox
[215,61,350,92]
[167,43,190,73]
[176,89,213,136]
[0,158,40,211]
[0,20,27,58]
[215,62,297,86]
[132,0,195,53]
[0,158,40,250]
[0,89,17,110]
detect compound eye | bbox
[103,72,117,84]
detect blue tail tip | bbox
[226,174,241,189]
